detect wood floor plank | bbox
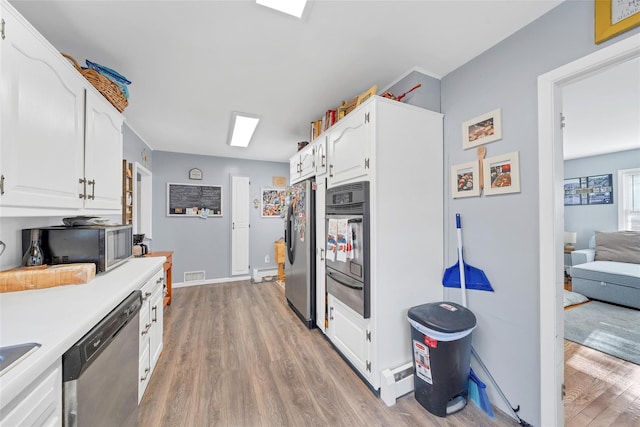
[138,281,524,426]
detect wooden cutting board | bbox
[0,263,96,293]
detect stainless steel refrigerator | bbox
[284,178,315,328]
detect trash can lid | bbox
[408,302,477,334]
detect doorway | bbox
[538,33,640,427]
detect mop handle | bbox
[456,214,467,307]
[471,346,526,424]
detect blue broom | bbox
[468,368,494,418]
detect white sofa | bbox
[570,231,640,310]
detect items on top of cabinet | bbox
[381,83,422,102]
[62,53,129,112]
[309,83,378,142]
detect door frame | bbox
[537,33,640,427]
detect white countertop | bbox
[0,257,165,409]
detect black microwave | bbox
[22,225,132,273]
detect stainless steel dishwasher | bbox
[62,290,142,427]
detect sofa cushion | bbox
[571,261,640,289]
[594,231,640,264]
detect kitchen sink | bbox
[0,343,41,377]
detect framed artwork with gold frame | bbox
[595,0,640,44]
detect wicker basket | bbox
[61,53,128,113]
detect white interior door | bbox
[231,176,250,276]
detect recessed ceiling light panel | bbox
[256,0,307,18]
[229,112,260,148]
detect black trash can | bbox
[407,301,476,417]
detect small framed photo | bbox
[451,161,481,198]
[483,151,520,196]
[189,168,203,180]
[462,108,502,149]
[261,188,287,217]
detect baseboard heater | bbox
[380,362,414,406]
[252,268,278,283]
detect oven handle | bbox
[347,218,362,223]
[328,270,363,290]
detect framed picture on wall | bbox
[483,151,520,195]
[451,161,481,198]
[595,0,640,44]
[261,188,287,217]
[462,108,502,149]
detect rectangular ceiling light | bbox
[229,113,260,148]
[256,0,307,18]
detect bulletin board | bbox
[167,183,223,217]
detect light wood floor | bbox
[564,337,640,426]
[138,280,521,427]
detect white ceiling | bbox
[562,57,640,160]
[8,0,581,162]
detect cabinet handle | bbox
[156,277,164,285]
[152,305,158,322]
[87,179,96,200]
[143,291,152,301]
[329,164,333,177]
[78,178,87,199]
[329,306,334,320]
[141,323,151,336]
[1,19,5,40]
[0,174,4,195]
[320,248,325,261]
[321,154,326,167]
[140,367,150,382]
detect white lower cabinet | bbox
[138,269,164,403]
[0,360,62,427]
[328,294,372,382]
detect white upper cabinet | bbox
[0,1,123,216]
[314,136,328,176]
[327,104,373,188]
[0,2,85,211]
[289,142,316,184]
[83,90,123,210]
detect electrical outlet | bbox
[265,255,270,263]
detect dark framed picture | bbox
[564,174,613,205]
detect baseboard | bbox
[173,275,251,288]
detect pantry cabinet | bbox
[325,96,444,394]
[0,1,123,216]
[138,268,164,403]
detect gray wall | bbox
[123,123,153,170]
[151,151,288,283]
[564,148,640,249]
[384,69,441,113]
[440,2,640,425]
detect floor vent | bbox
[184,271,205,282]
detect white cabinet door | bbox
[289,154,300,183]
[231,176,250,276]
[150,276,164,370]
[83,90,123,210]
[327,106,372,188]
[0,361,62,427]
[0,3,85,210]
[315,178,326,333]
[138,342,151,404]
[298,144,315,181]
[329,294,371,381]
[314,137,328,176]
